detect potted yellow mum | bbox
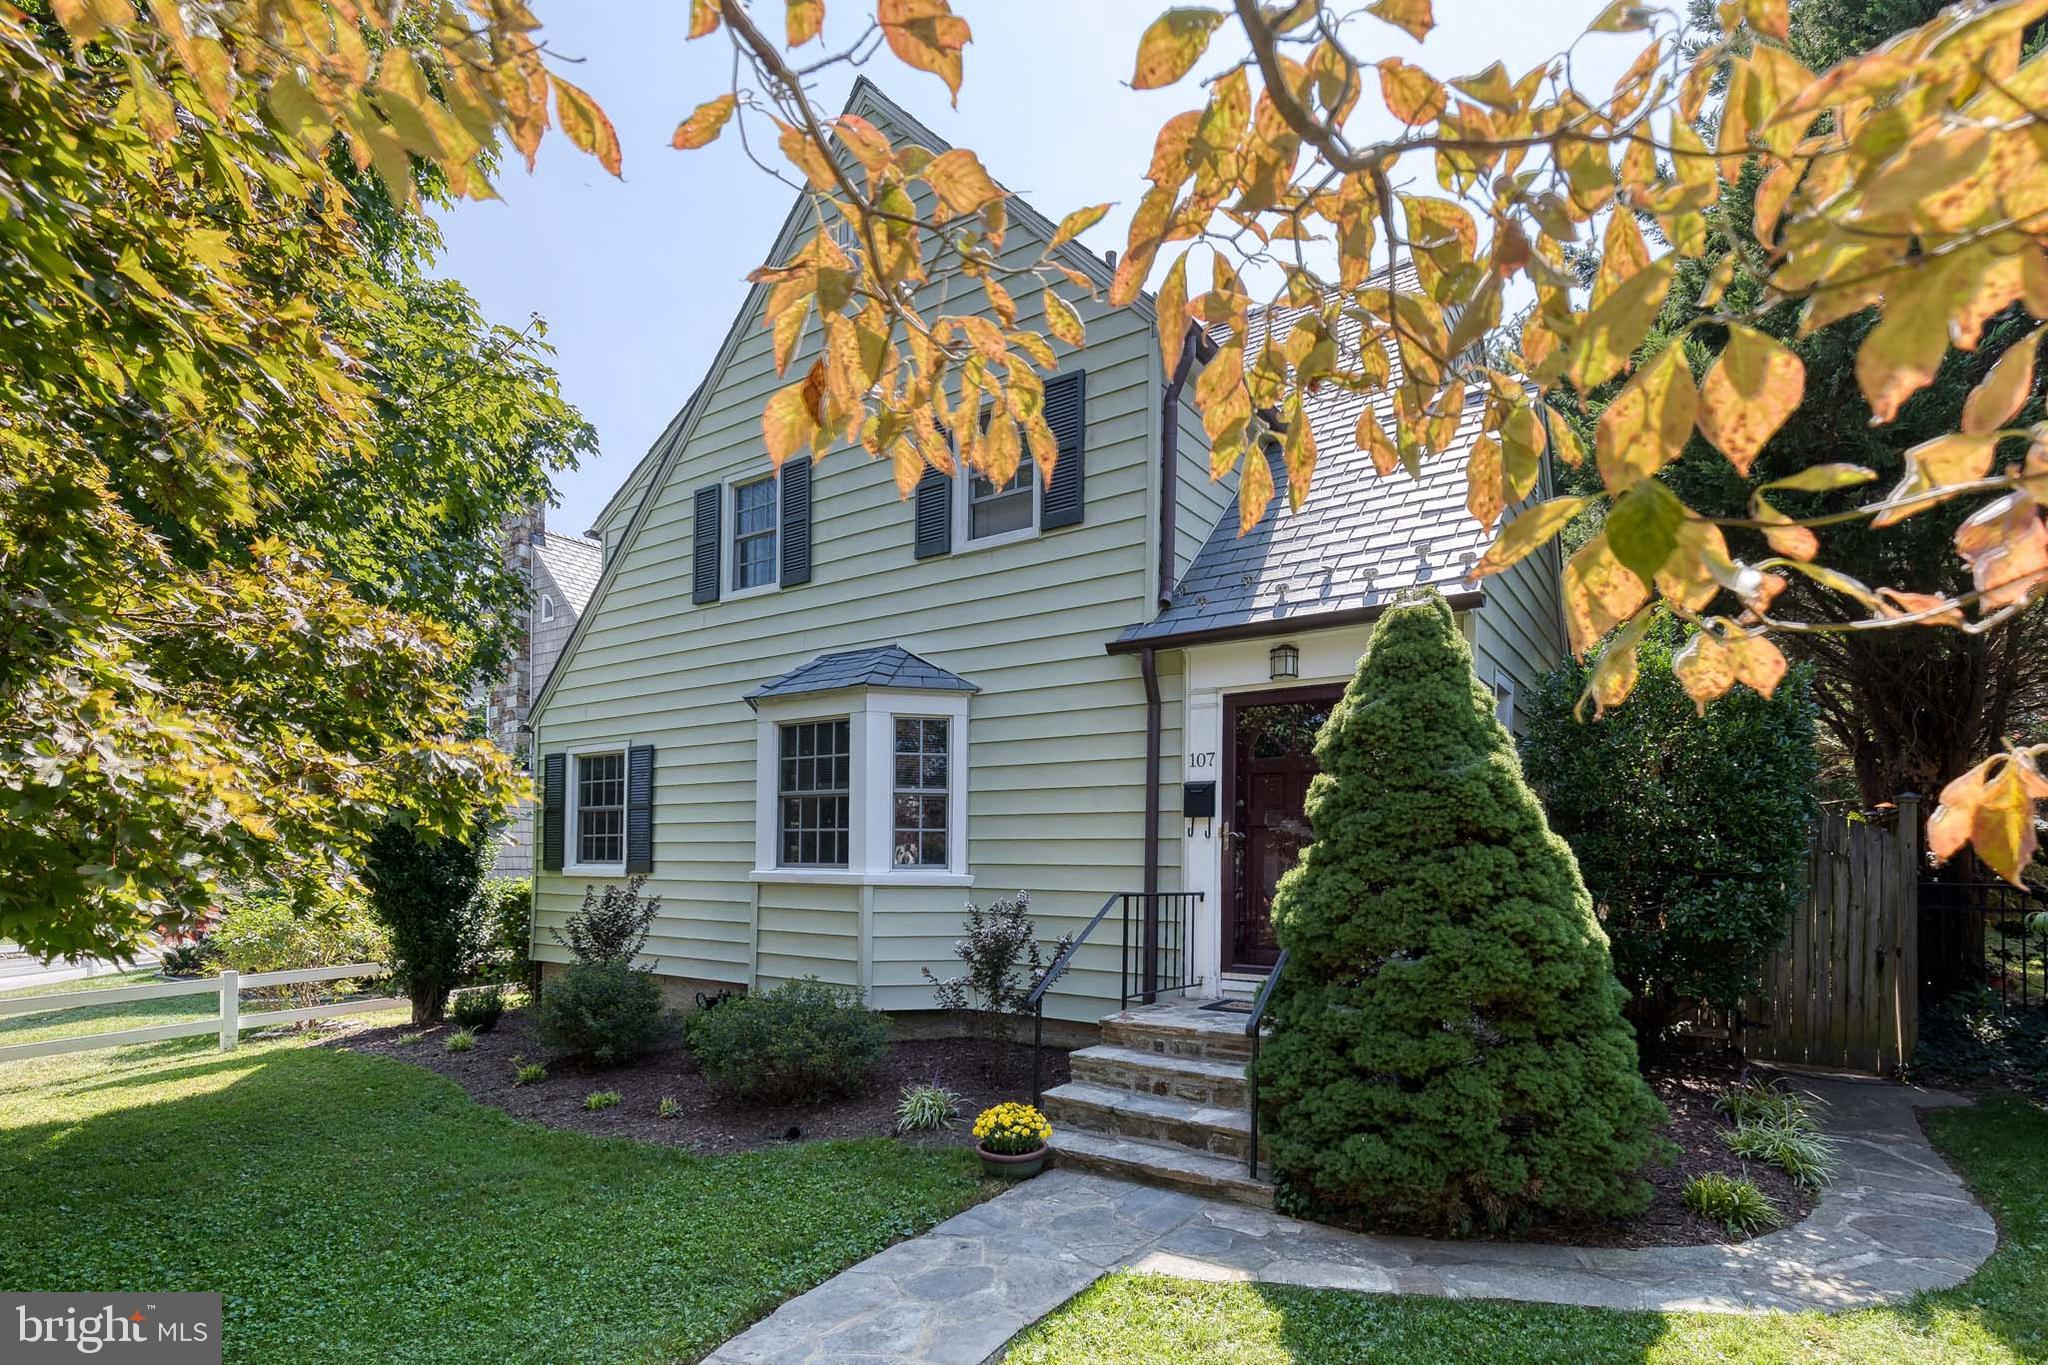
[972,1101,1051,1178]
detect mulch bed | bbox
[341,1008,1067,1156]
[1518,1050,1815,1248]
[343,1015,1808,1247]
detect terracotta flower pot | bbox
[977,1143,1049,1179]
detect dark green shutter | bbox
[779,458,812,586]
[913,467,951,559]
[625,744,655,875]
[1041,369,1087,529]
[540,753,566,872]
[692,484,721,604]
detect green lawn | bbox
[1005,1095,2048,1364]
[0,980,983,1364]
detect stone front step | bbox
[1048,1128,1274,1208]
[1042,1080,1258,1163]
[1100,1005,1256,1063]
[1068,1044,1249,1109]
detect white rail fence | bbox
[0,963,400,1064]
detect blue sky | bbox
[433,1,1627,536]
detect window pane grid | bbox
[778,720,850,867]
[968,455,1033,540]
[576,752,625,866]
[891,717,949,868]
[734,477,778,589]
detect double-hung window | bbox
[891,718,950,868]
[965,455,1035,542]
[778,719,851,867]
[732,475,778,591]
[575,751,625,868]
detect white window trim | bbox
[538,593,556,623]
[724,473,781,601]
[750,689,973,887]
[1493,668,1516,731]
[563,743,628,876]
[953,439,1041,554]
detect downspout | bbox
[1157,324,1203,609]
[1141,644,1162,1002]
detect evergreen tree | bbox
[1253,592,1667,1232]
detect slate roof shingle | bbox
[1117,279,1501,649]
[745,645,978,707]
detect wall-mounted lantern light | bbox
[1269,642,1299,680]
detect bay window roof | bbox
[744,644,977,708]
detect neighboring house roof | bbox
[1114,290,1494,651]
[537,530,602,614]
[745,645,978,707]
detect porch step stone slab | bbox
[1100,1002,1258,1063]
[1042,1080,1256,1161]
[1067,1044,1250,1108]
[1048,1128,1275,1209]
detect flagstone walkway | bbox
[706,1077,1995,1365]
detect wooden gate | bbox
[1741,796,1920,1075]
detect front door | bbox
[1223,686,1341,973]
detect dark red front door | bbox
[1224,686,1341,973]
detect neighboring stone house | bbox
[524,78,1568,1026]
[485,506,601,877]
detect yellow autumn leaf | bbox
[672,94,736,150]
[1466,435,1505,533]
[1367,0,1435,41]
[1474,496,1592,577]
[1043,289,1084,349]
[1698,324,1805,477]
[1961,324,2043,435]
[1356,408,1400,476]
[1157,252,1190,372]
[1563,533,1652,656]
[787,0,824,46]
[1239,443,1274,534]
[1378,58,1448,125]
[1132,8,1226,90]
[1672,631,1736,714]
[1566,256,1676,393]
[1595,344,1696,492]
[879,0,971,105]
[1050,202,1111,249]
[925,148,1003,214]
[553,75,620,177]
[764,376,820,468]
[688,0,722,38]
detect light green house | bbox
[527,79,1567,1030]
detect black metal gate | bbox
[1919,879,2047,1011]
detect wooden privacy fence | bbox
[0,963,399,1065]
[1740,796,1919,1075]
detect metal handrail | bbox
[1243,947,1288,1179]
[1029,892,1119,1106]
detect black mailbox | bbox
[1182,780,1217,818]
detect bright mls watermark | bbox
[3,1295,219,1363]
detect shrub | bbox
[537,961,667,1066]
[363,819,495,1025]
[896,1081,963,1134]
[657,1096,682,1119]
[554,877,660,965]
[923,891,1072,1073]
[1683,1173,1779,1235]
[1520,618,1819,1041]
[512,1059,546,1086]
[210,891,389,1011]
[583,1090,621,1112]
[394,1032,425,1047]
[972,1102,1051,1155]
[157,938,216,977]
[1251,592,1668,1233]
[451,987,506,1034]
[1723,1117,1838,1187]
[444,1028,476,1054]
[687,977,888,1104]
[478,877,535,988]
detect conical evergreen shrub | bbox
[1252,591,1666,1232]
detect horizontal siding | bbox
[534,100,1176,1024]
[1172,382,1234,580]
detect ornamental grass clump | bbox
[1715,1079,1837,1187]
[1682,1172,1779,1235]
[896,1081,963,1134]
[973,1102,1051,1155]
[1251,592,1668,1233]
